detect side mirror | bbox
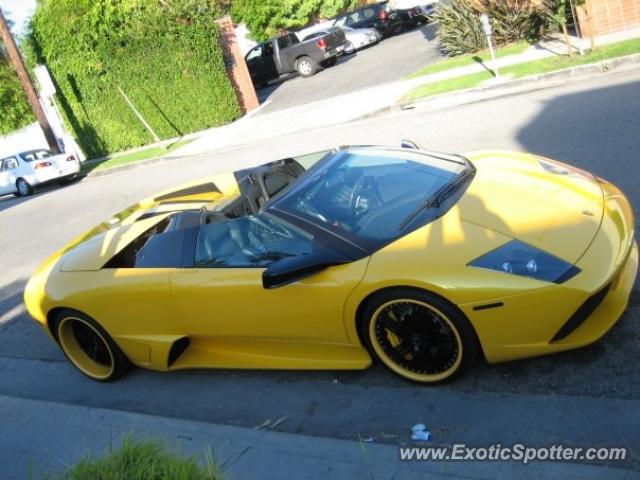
[262,246,351,289]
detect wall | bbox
[577,0,640,37]
[216,17,260,113]
[0,123,47,158]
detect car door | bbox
[245,44,268,83]
[0,157,19,195]
[169,214,369,345]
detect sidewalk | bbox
[173,27,640,159]
[2,394,636,480]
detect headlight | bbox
[469,240,580,283]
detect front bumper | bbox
[461,180,637,363]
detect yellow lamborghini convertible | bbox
[24,143,637,383]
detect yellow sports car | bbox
[24,143,637,383]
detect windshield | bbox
[20,150,53,162]
[269,148,470,249]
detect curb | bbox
[388,52,640,115]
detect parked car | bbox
[245,29,346,86]
[393,0,439,20]
[396,5,429,27]
[0,148,80,197]
[25,142,637,383]
[304,26,380,54]
[333,1,404,37]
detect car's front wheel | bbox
[295,56,318,77]
[360,289,479,384]
[53,309,130,381]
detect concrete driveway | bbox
[257,23,441,113]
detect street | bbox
[1,67,639,469]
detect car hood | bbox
[458,151,604,263]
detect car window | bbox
[1,158,18,171]
[264,42,274,56]
[246,45,262,61]
[304,31,325,41]
[362,7,375,19]
[270,149,468,246]
[195,214,313,268]
[277,36,290,49]
[20,152,37,162]
[264,173,293,197]
[334,16,347,26]
[35,150,53,159]
[348,12,362,24]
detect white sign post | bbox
[34,64,85,161]
[480,14,500,79]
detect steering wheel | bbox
[349,175,383,215]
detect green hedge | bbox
[29,0,240,158]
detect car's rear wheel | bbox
[15,178,33,197]
[54,309,130,382]
[295,56,318,77]
[361,289,479,384]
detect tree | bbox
[0,7,58,148]
[232,0,361,41]
[0,11,35,135]
[551,0,574,56]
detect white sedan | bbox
[341,26,381,54]
[0,148,80,197]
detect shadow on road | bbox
[0,176,85,214]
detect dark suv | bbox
[333,1,404,37]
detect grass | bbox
[81,138,193,175]
[403,37,640,102]
[52,437,223,480]
[404,41,531,79]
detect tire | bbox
[322,56,338,67]
[15,178,33,197]
[345,41,355,55]
[359,288,479,384]
[53,309,131,382]
[295,56,318,77]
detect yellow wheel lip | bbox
[57,316,115,380]
[369,298,463,383]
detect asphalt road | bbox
[1,68,639,468]
[257,23,441,113]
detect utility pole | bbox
[0,7,60,152]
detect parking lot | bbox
[1,68,639,469]
[257,23,441,112]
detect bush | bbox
[54,437,222,480]
[433,0,556,56]
[29,0,241,158]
